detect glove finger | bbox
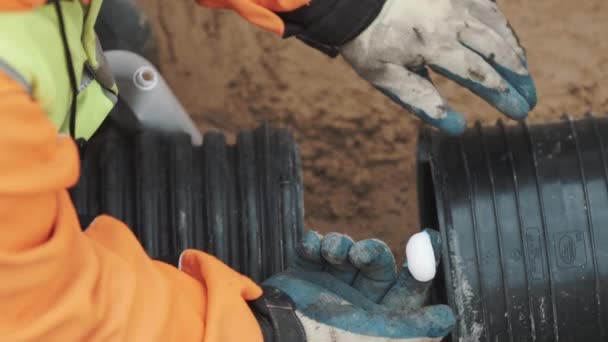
[349,239,398,303]
[368,63,466,135]
[459,17,537,108]
[381,229,442,309]
[429,45,530,120]
[320,233,359,284]
[465,0,526,61]
[295,230,325,271]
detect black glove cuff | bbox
[278,0,386,57]
[248,286,307,342]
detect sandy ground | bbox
[136,0,608,259]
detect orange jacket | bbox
[198,0,310,35]
[0,65,265,342]
[4,0,308,34]
[0,0,310,340]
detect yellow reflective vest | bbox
[0,0,118,140]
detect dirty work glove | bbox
[279,0,536,135]
[249,230,455,341]
[341,0,537,135]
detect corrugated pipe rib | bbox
[70,124,304,282]
[417,114,608,342]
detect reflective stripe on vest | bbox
[0,59,32,94]
[0,0,118,140]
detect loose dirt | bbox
[137,0,608,259]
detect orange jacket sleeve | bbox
[196,0,309,35]
[0,71,263,341]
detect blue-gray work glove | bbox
[252,230,455,341]
[341,0,537,135]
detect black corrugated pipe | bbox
[70,123,304,283]
[417,114,608,342]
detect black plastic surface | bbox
[70,125,305,282]
[417,114,608,342]
[95,0,158,65]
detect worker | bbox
[0,0,535,340]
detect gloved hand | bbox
[250,230,455,341]
[340,0,537,135]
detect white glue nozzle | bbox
[133,66,158,91]
[106,50,203,145]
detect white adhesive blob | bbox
[405,231,436,282]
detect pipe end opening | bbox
[416,130,449,310]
